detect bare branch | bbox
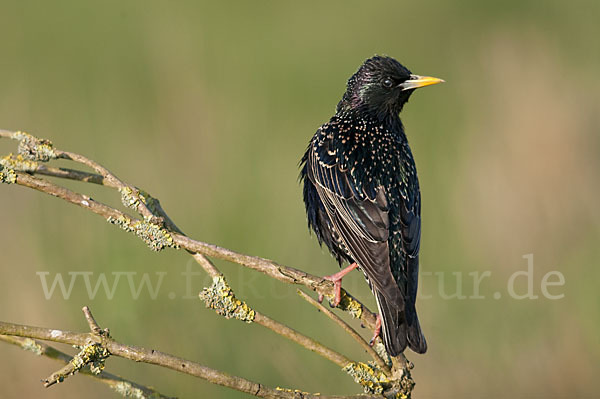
[1,130,379,330]
[12,170,355,371]
[254,312,351,368]
[297,290,391,375]
[43,341,110,388]
[11,168,379,332]
[0,335,175,399]
[0,130,413,397]
[0,319,381,399]
[82,306,103,335]
[35,164,105,184]
[192,253,223,279]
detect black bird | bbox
[300,56,443,356]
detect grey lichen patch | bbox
[108,215,135,233]
[112,381,153,399]
[76,343,110,375]
[107,215,178,251]
[372,341,393,368]
[120,187,146,214]
[53,343,110,383]
[343,361,391,395]
[396,363,416,399]
[0,153,38,172]
[120,187,165,226]
[275,387,319,396]
[337,288,363,319]
[0,163,17,184]
[199,276,255,323]
[20,338,43,355]
[13,131,57,162]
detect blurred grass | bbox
[1,0,599,398]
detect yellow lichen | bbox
[337,288,363,319]
[344,359,416,398]
[119,186,150,214]
[396,364,416,399]
[51,342,110,383]
[72,342,110,375]
[199,276,255,323]
[0,153,38,172]
[12,131,57,162]
[0,163,17,184]
[107,215,178,251]
[343,361,391,395]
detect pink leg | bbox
[369,314,382,346]
[318,262,358,306]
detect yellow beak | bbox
[400,75,445,91]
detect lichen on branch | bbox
[44,342,110,387]
[337,288,364,319]
[199,276,256,323]
[344,361,392,395]
[0,163,17,184]
[12,131,58,162]
[107,215,179,251]
[0,128,414,398]
[0,153,38,173]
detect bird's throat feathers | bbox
[336,94,405,135]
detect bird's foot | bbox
[323,277,343,307]
[369,314,382,346]
[318,262,358,307]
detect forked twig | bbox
[0,334,174,398]
[0,130,414,398]
[297,290,391,375]
[0,309,381,399]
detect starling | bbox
[299,56,443,356]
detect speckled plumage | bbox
[300,56,441,356]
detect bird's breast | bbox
[327,121,412,196]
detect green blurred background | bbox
[1,1,599,397]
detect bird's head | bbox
[338,56,444,120]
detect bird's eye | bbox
[382,78,394,88]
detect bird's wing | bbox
[389,140,425,353]
[306,126,404,306]
[394,142,421,305]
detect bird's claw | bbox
[369,314,382,346]
[323,276,343,307]
[320,263,358,307]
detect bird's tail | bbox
[375,291,427,356]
